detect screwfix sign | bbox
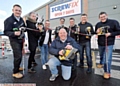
[50,0,82,19]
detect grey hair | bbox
[28,12,36,16]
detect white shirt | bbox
[43,30,49,44]
[60,37,67,43]
[14,16,20,21]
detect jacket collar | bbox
[27,17,36,23]
[11,13,22,22]
[69,24,77,28]
[78,22,87,25]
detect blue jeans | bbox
[98,45,113,73]
[79,41,92,68]
[47,57,72,80]
[98,46,105,65]
[40,44,48,65]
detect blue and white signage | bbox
[50,0,82,19]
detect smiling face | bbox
[12,6,22,17]
[58,28,67,41]
[45,20,50,29]
[60,18,65,25]
[70,19,75,26]
[99,13,108,23]
[81,15,87,24]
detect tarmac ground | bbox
[0,49,120,86]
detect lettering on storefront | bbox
[50,0,81,19]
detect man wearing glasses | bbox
[4,4,25,78]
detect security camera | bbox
[113,6,117,9]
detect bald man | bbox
[47,28,80,81]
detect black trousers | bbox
[10,41,23,74]
[28,47,36,69]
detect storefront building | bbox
[23,0,120,50]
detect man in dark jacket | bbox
[95,12,120,79]
[54,17,68,38]
[68,18,78,42]
[39,20,52,70]
[47,28,79,81]
[4,4,25,78]
[78,14,94,73]
[26,12,40,73]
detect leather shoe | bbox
[12,73,23,78]
[86,67,92,73]
[19,67,25,71]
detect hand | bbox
[71,30,75,33]
[105,33,111,37]
[38,25,43,31]
[59,50,64,56]
[96,28,101,34]
[14,31,21,36]
[65,45,73,50]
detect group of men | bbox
[4,4,120,81]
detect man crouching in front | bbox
[47,28,80,81]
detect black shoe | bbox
[86,68,92,74]
[28,68,36,73]
[32,62,37,66]
[79,64,84,68]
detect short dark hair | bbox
[45,20,49,22]
[60,17,65,21]
[99,12,107,17]
[81,13,87,16]
[13,4,21,9]
[69,18,75,21]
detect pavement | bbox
[0,49,120,86]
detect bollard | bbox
[0,41,7,59]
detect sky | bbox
[0,0,50,31]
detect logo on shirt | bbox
[13,22,17,24]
